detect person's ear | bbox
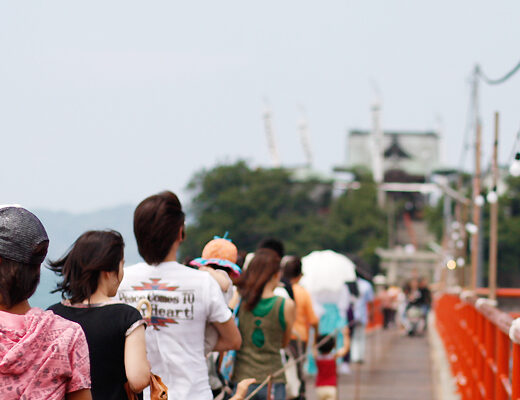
[178,225,186,242]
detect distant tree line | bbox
[181,161,387,274]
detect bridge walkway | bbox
[305,328,434,400]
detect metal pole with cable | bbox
[478,60,520,85]
[470,66,482,291]
[489,112,499,300]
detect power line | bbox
[477,60,520,85]
[475,59,520,164]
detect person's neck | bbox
[81,286,112,305]
[290,276,301,285]
[0,300,31,315]
[261,280,277,298]
[163,241,180,263]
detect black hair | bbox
[134,191,185,265]
[49,230,124,304]
[257,238,285,258]
[281,256,302,281]
[346,281,360,297]
[0,243,46,309]
[317,335,336,355]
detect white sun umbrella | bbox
[300,250,357,320]
[300,250,356,293]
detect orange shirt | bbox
[291,283,319,342]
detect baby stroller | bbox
[405,305,426,336]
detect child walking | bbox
[313,329,350,400]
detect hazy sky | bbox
[1,1,519,212]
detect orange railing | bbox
[435,292,520,400]
[474,288,520,298]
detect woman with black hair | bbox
[48,230,150,400]
[232,248,296,400]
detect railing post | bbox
[463,302,473,400]
[476,312,486,399]
[513,343,520,400]
[470,306,480,399]
[483,319,495,399]
[495,328,510,400]
[463,302,475,400]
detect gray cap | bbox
[0,206,49,264]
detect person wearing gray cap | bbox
[0,205,92,400]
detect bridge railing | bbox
[435,291,520,400]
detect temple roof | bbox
[384,135,411,159]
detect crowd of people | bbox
[378,276,432,336]
[0,192,430,400]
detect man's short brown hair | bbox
[134,191,185,265]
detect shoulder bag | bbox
[125,299,168,400]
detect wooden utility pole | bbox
[455,174,468,287]
[471,121,482,290]
[470,67,481,290]
[489,112,499,300]
[461,203,469,287]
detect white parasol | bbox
[300,250,357,296]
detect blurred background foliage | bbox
[182,161,387,274]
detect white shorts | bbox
[316,385,337,400]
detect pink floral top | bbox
[0,308,91,400]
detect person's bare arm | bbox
[66,389,92,400]
[200,266,231,293]
[311,322,319,344]
[282,298,296,348]
[304,289,319,345]
[335,326,350,359]
[124,325,151,393]
[228,288,240,309]
[213,317,242,352]
[311,343,318,360]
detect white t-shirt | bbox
[117,261,232,400]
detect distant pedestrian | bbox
[418,277,432,324]
[403,278,428,335]
[379,285,393,329]
[349,277,374,363]
[282,255,319,400]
